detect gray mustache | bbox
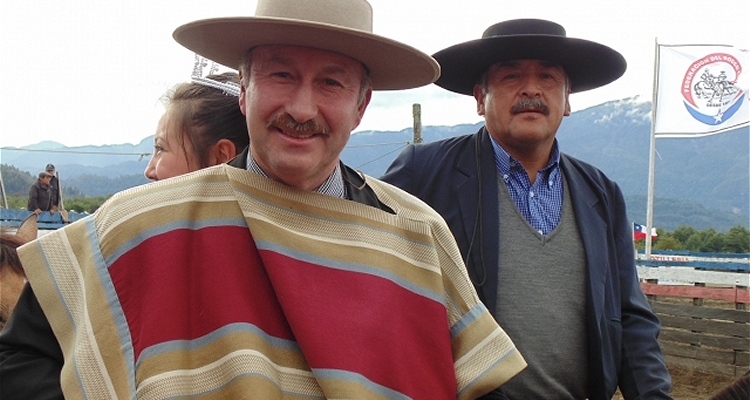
[511,99,550,115]
[268,114,330,135]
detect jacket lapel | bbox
[456,128,501,311]
[560,155,607,322]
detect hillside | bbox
[2,97,748,231]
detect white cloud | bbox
[1,0,747,148]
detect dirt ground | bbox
[629,298,748,399]
[612,364,740,399]
[666,365,740,399]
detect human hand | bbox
[50,209,57,215]
[34,208,42,215]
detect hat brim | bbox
[433,35,626,95]
[174,17,440,91]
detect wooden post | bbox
[737,285,748,311]
[690,282,706,342]
[0,169,7,209]
[56,171,69,223]
[412,103,422,144]
[693,282,705,307]
[646,278,658,301]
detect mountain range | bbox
[2,97,748,231]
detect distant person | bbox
[27,171,56,215]
[382,19,672,399]
[0,1,525,399]
[0,214,36,330]
[144,71,249,181]
[44,164,60,210]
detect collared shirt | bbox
[247,152,347,199]
[491,137,563,235]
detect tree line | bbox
[635,225,750,254]
[3,164,749,253]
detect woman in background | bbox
[144,72,248,181]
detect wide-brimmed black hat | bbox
[433,19,626,95]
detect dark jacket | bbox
[0,152,392,400]
[27,180,53,211]
[49,175,60,207]
[381,127,672,400]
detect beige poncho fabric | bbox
[20,165,525,399]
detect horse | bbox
[0,213,38,330]
[709,370,750,400]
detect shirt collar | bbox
[246,152,347,199]
[490,135,561,176]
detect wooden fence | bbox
[1,208,87,230]
[637,260,750,377]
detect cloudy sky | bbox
[1,0,748,148]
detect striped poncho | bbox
[20,165,525,399]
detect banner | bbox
[654,44,749,137]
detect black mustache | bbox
[267,114,330,135]
[511,99,550,116]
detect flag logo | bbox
[680,52,745,126]
[655,44,749,137]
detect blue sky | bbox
[1,0,747,148]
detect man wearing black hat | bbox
[383,19,672,400]
[44,164,60,211]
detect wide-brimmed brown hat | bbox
[173,0,439,90]
[433,19,626,95]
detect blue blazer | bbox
[381,127,672,400]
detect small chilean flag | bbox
[633,223,658,240]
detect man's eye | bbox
[324,78,343,87]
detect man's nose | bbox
[284,83,319,123]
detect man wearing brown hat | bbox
[27,171,56,215]
[0,1,526,399]
[383,19,672,400]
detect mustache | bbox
[511,99,550,116]
[267,113,330,135]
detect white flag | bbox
[654,44,749,137]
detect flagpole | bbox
[645,38,660,257]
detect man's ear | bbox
[238,73,248,116]
[473,84,486,116]
[208,139,238,165]
[351,87,373,131]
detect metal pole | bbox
[645,39,660,257]
[412,103,422,144]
